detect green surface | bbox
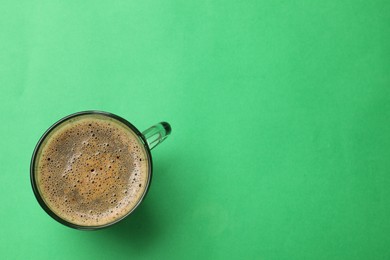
[1,0,390,259]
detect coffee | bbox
[33,114,150,226]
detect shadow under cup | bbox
[30,111,171,230]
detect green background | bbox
[1,0,389,259]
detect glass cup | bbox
[30,110,171,230]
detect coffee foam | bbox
[35,114,149,227]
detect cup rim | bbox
[30,110,153,230]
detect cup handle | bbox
[142,122,172,150]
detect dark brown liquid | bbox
[35,114,149,226]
